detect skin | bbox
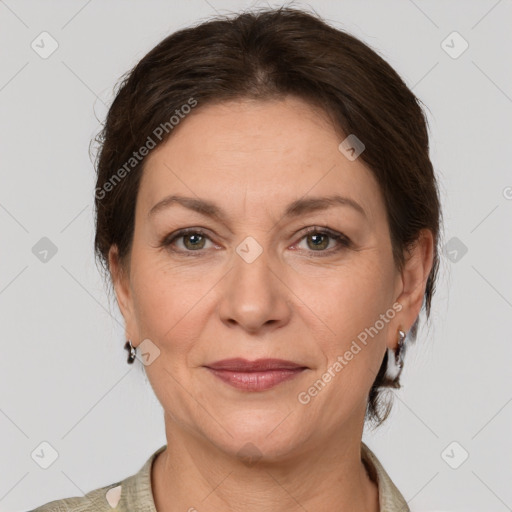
[109,96,434,512]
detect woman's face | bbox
[110,96,421,460]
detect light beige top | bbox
[30,441,410,511]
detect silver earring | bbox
[124,340,136,364]
[384,329,407,382]
[395,329,406,368]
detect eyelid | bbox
[159,227,216,254]
[292,225,351,254]
[160,225,351,255]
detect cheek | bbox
[130,259,192,342]
[313,261,391,339]
[309,257,393,384]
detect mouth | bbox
[204,358,308,392]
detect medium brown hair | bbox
[93,6,442,428]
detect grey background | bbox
[1,0,511,511]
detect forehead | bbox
[139,97,383,225]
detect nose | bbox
[217,243,292,334]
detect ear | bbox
[108,245,139,344]
[389,229,434,350]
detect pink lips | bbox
[205,358,307,391]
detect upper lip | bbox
[205,358,307,372]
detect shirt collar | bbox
[361,440,410,511]
[119,441,410,512]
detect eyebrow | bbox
[148,194,367,223]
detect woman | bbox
[32,6,441,512]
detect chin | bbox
[204,414,308,464]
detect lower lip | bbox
[206,368,305,391]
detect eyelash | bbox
[159,226,351,257]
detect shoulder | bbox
[29,445,166,512]
[30,482,123,512]
[361,441,411,511]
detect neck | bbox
[152,418,379,512]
